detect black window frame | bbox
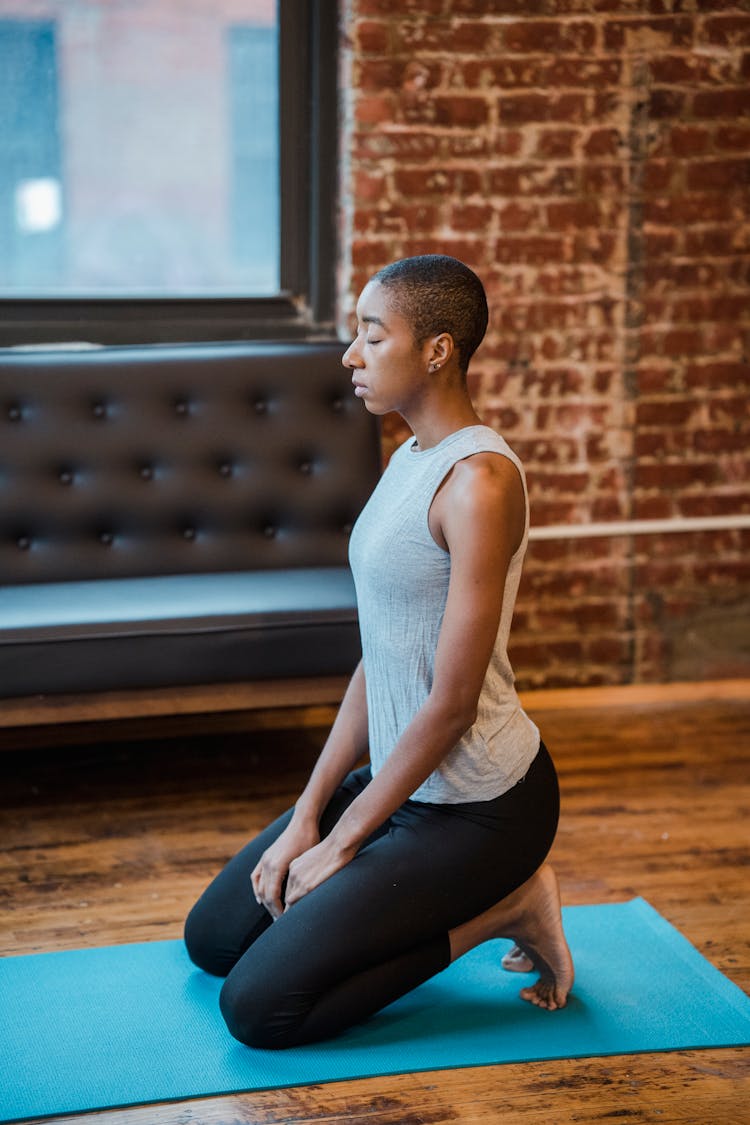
[0,0,338,347]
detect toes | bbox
[520,982,565,1012]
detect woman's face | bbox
[342,280,430,416]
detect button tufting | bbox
[298,460,312,476]
[59,469,74,486]
[253,398,268,415]
[218,462,233,478]
[139,464,154,481]
[17,535,31,551]
[99,531,114,546]
[182,526,196,541]
[175,398,190,417]
[262,524,276,539]
[331,397,344,413]
[92,401,108,420]
[7,403,23,422]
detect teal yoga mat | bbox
[1,898,749,1123]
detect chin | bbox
[361,398,389,416]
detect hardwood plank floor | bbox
[1,684,748,1124]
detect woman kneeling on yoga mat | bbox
[184,255,574,1048]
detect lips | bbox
[352,380,367,397]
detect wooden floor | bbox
[2,682,749,1124]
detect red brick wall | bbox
[338,1,750,688]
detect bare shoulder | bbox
[431,452,525,555]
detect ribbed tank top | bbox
[348,424,540,804]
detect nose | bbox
[342,339,363,370]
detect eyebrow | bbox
[361,314,386,328]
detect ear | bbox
[426,332,455,370]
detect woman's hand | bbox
[284,834,357,911]
[251,817,320,920]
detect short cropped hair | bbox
[372,254,488,374]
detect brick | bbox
[680,493,750,518]
[635,462,718,490]
[668,125,712,158]
[591,495,628,521]
[355,58,401,91]
[351,130,439,160]
[353,19,390,53]
[498,202,541,232]
[589,636,631,665]
[643,229,678,258]
[535,129,578,158]
[490,164,580,195]
[703,16,750,47]
[582,164,626,193]
[351,239,393,268]
[649,88,686,119]
[450,202,496,233]
[693,429,749,454]
[632,495,674,520]
[684,227,740,257]
[393,167,483,197]
[685,363,750,391]
[643,160,675,191]
[438,133,491,159]
[359,203,441,236]
[495,235,566,266]
[708,397,750,426]
[355,93,395,125]
[492,130,525,157]
[399,17,497,53]
[546,200,603,231]
[547,58,621,88]
[356,0,445,14]
[686,158,750,191]
[636,400,698,426]
[715,125,750,151]
[583,128,622,157]
[603,17,693,52]
[354,170,387,202]
[674,296,749,325]
[502,20,597,54]
[433,95,490,127]
[498,92,587,125]
[648,55,704,85]
[693,88,750,119]
[643,193,735,225]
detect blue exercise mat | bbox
[1,898,749,1123]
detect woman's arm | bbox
[284,451,525,908]
[251,659,369,917]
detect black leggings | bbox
[184,741,559,1049]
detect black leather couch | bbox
[0,342,381,711]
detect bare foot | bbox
[501,944,534,973]
[504,865,574,1010]
[450,864,574,1011]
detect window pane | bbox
[0,1,279,297]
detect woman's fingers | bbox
[251,855,284,919]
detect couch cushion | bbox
[0,568,360,697]
[0,342,381,585]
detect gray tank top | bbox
[349,424,540,804]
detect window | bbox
[0,0,337,344]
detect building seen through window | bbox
[0,0,279,297]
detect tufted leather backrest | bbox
[0,342,381,585]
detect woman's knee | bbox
[219,969,312,1049]
[184,899,235,978]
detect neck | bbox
[404,389,482,452]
